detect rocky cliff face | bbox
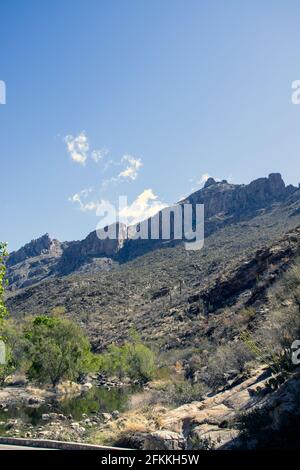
[6,234,65,290]
[183,173,295,219]
[56,225,126,275]
[116,173,299,260]
[7,234,61,267]
[6,173,300,290]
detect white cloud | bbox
[68,188,98,212]
[69,187,168,227]
[99,154,143,191]
[197,173,211,186]
[100,176,119,192]
[64,131,89,165]
[63,132,140,185]
[119,189,168,225]
[118,154,143,181]
[91,148,109,163]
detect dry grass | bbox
[86,404,166,446]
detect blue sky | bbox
[1,0,300,251]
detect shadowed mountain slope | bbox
[6,173,300,291]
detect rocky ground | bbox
[0,376,123,442]
[0,409,116,442]
[1,363,300,449]
[112,365,300,450]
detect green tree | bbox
[0,347,14,385]
[126,342,156,382]
[25,316,94,387]
[100,336,156,383]
[0,242,10,383]
[101,343,130,379]
[0,242,8,323]
[1,319,31,371]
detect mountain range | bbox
[6,173,300,292]
[5,172,300,356]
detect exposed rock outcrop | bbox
[56,224,126,275]
[158,367,270,449]
[7,234,62,268]
[6,234,65,290]
[134,366,300,450]
[184,173,294,220]
[204,177,217,188]
[6,174,300,291]
[143,430,185,450]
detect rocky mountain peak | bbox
[204,177,217,188]
[268,172,286,195]
[184,173,295,221]
[7,233,61,268]
[6,173,300,290]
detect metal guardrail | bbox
[0,436,132,450]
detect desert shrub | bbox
[188,435,216,450]
[161,380,207,406]
[203,341,254,390]
[285,260,300,290]
[282,258,300,314]
[184,354,204,380]
[50,306,67,316]
[243,260,300,378]
[240,329,294,380]
[238,307,256,324]
[24,316,95,386]
[100,338,156,383]
[154,365,173,381]
[236,406,272,448]
[236,400,300,449]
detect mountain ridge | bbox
[6,173,300,291]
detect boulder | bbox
[4,374,28,387]
[81,382,93,391]
[102,412,112,422]
[143,430,185,450]
[112,410,120,419]
[27,396,44,406]
[55,380,82,396]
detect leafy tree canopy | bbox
[25,315,94,387]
